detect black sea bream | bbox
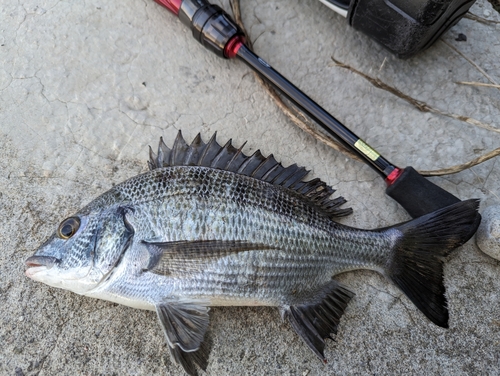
[26,132,480,375]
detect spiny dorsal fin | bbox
[148,131,352,218]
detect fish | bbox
[25,131,480,375]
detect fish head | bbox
[25,205,134,295]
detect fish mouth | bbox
[25,256,60,270]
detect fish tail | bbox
[385,199,480,328]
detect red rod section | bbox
[154,0,182,15]
[385,167,403,186]
[224,35,245,59]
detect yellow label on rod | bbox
[354,139,380,161]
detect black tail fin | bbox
[386,199,480,328]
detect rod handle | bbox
[386,166,461,218]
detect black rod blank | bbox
[236,45,396,179]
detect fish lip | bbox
[25,255,60,269]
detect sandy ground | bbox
[1,0,499,375]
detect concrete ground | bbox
[1,0,499,375]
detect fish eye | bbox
[57,217,81,240]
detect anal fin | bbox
[282,280,354,362]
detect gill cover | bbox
[80,206,135,288]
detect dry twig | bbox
[457,81,500,89]
[442,40,499,86]
[331,57,500,175]
[465,12,500,25]
[419,147,500,176]
[331,57,500,135]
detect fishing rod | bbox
[153,0,467,219]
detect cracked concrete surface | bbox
[1,0,499,375]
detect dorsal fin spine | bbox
[157,137,166,167]
[172,131,189,166]
[251,154,275,178]
[272,164,298,185]
[282,167,308,188]
[210,140,233,168]
[183,133,204,165]
[169,132,181,166]
[198,132,218,166]
[148,146,156,171]
[302,179,322,196]
[290,169,310,187]
[224,142,247,172]
[280,168,300,188]
[260,162,282,181]
[236,151,257,174]
[221,140,235,169]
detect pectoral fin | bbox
[144,239,272,275]
[156,300,210,376]
[282,280,354,362]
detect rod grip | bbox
[386,166,460,218]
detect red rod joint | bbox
[385,167,403,186]
[154,0,182,15]
[224,35,245,59]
